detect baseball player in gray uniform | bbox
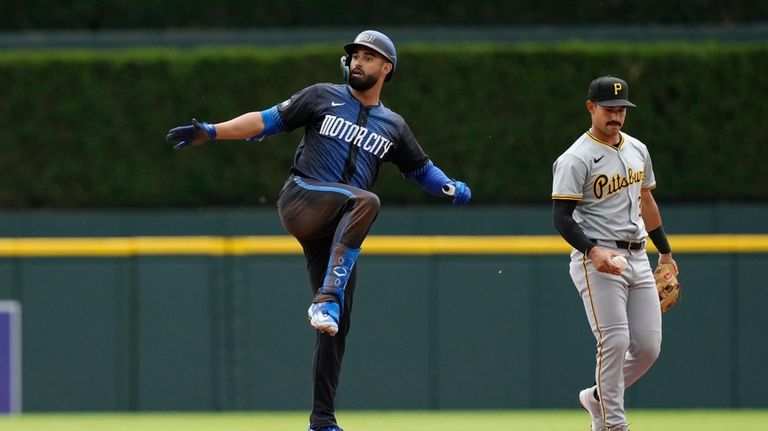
[551,76,678,431]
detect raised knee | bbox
[357,192,380,212]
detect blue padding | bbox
[406,161,451,195]
[320,245,361,313]
[247,106,284,141]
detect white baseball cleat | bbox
[579,386,605,431]
[308,302,340,336]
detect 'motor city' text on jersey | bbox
[318,115,394,159]
[275,83,428,190]
[551,131,656,241]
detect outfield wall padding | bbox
[1,206,766,411]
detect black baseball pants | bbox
[276,175,380,429]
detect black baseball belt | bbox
[591,239,646,250]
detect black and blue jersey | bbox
[271,83,429,190]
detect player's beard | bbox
[348,71,378,91]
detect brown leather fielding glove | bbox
[654,261,681,314]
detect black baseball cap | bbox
[587,76,636,107]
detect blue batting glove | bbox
[444,180,471,205]
[166,118,216,150]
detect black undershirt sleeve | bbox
[553,199,596,255]
[647,225,671,254]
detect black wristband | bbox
[647,225,671,254]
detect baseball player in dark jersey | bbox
[166,30,471,431]
[552,76,677,431]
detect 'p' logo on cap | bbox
[587,76,636,107]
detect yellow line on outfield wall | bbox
[0,235,767,257]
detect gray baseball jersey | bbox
[552,130,656,241]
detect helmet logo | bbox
[357,34,376,43]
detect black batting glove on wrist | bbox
[166,118,216,150]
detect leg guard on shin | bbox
[314,244,361,313]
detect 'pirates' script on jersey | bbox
[592,168,645,199]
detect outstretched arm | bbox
[212,112,265,140]
[166,107,283,149]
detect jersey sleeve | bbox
[552,154,588,200]
[386,120,429,173]
[642,147,657,190]
[275,84,322,133]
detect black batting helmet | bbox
[344,30,397,81]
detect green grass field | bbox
[2,410,767,431]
